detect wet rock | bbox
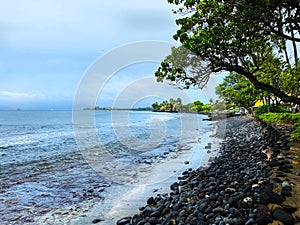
[170,182,178,191]
[92,218,103,224]
[148,217,159,224]
[272,209,295,225]
[256,215,273,225]
[259,191,285,205]
[282,205,297,215]
[115,118,295,225]
[116,216,132,225]
[212,207,225,214]
[245,218,256,225]
[147,197,155,205]
[256,204,273,225]
[281,188,292,197]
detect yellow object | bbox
[254,100,265,107]
[290,147,297,151]
[268,220,284,225]
[267,203,282,212]
[292,160,299,165]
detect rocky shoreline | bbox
[115,116,299,225]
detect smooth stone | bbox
[116,216,132,225]
[282,205,297,214]
[170,182,179,191]
[197,213,205,221]
[273,177,282,183]
[256,214,273,225]
[281,188,292,197]
[149,210,160,217]
[148,217,159,224]
[225,187,236,193]
[162,207,170,215]
[189,218,198,225]
[235,218,246,225]
[229,207,240,215]
[260,191,285,205]
[245,218,256,225]
[282,185,292,192]
[276,172,287,177]
[178,209,186,217]
[212,207,224,214]
[272,209,295,225]
[142,206,153,216]
[147,197,155,205]
[136,219,148,225]
[204,206,212,214]
[210,193,218,201]
[228,195,241,206]
[256,204,272,224]
[92,218,103,224]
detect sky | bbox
[0,0,221,110]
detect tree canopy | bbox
[152,98,183,112]
[151,98,211,113]
[216,72,261,109]
[155,0,300,104]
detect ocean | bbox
[0,110,218,224]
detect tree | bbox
[169,98,176,111]
[192,100,204,112]
[176,97,183,112]
[216,72,262,109]
[155,0,300,104]
[152,102,160,111]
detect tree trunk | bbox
[231,66,300,104]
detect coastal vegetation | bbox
[155,0,300,104]
[152,98,183,112]
[216,72,300,141]
[258,113,300,141]
[151,98,211,113]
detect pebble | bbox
[116,216,132,225]
[115,117,297,225]
[92,218,103,224]
[272,208,295,225]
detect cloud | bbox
[0,1,181,110]
[0,0,177,53]
[120,9,176,31]
[0,91,44,99]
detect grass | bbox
[257,113,300,141]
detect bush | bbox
[258,112,300,141]
[255,104,287,116]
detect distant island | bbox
[83,106,152,111]
[84,98,215,113]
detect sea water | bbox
[0,110,218,224]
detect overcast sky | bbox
[0,1,219,110]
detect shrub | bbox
[255,104,287,116]
[258,112,300,141]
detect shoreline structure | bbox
[115,116,300,225]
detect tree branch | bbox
[232,66,300,104]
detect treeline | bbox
[152,98,211,113]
